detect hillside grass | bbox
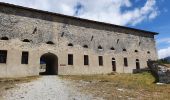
[60,72,170,100]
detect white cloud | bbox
[149,11,158,19]
[157,38,170,59]
[157,38,170,44]
[158,47,170,59]
[0,0,159,26]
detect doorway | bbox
[136,59,140,70]
[112,58,116,71]
[40,53,58,75]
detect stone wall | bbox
[0,3,158,77]
[148,61,170,84]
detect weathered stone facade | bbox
[0,2,158,77]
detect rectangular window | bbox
[0,50,7,63]
[68,54,73,65]
[124,57,128,67]
[99,56,103,66]
[84,55,89,65]
[21,51,29,64]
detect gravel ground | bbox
[2,76,103,100]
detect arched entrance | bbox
[112,58,116,71]
[39,53,58,75]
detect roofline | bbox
[0,2,158,35]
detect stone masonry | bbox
[0,2,158,77]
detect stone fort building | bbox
[0,2,158,77]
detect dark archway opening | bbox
[23,39,30,42]
[98,45,103,50]
[1,37,9,40]
[83,45,88,48]
[40,53,58,75]
[110,47,115,50]
[68,43,73,47]
[46,41,54,45]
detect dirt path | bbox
[2,76,103,100]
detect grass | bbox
[60,72,170,100]
[0,76,39,98]
[0,76,39,83]
[163,64,170,68]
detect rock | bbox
[148,61,170,84]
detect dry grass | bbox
[0,76,39,98]
[60,72,170,100]
[164,64,170,68]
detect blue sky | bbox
[0,0,169,58]
[132,0,170,58]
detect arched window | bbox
[110,47,115,50]
[1,37,9,40]
[46,41,54,45]
[83,45,88,48]
[112,58,115,61]
[68,43,73,47]
[22,39,30,42]
[123,48,127,52]
[147,51,150,54]
[98,45,103,50]
[135,50,138,53]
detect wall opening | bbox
[91,35,94,41]
[40,53,58,75]
[83,45,88,48]
[99,56,103,66]
[147,51,151,54]
[136,59,140,69]
[117,39,119,44]
[21,51,29,64]
[98,45,103,50]
[84,55,89,65]
[124,57,128,67]
[1,37,9,40]
[123,48,127,52]
[0,50,7,63]
[23,39,30,42]
[68,43,73,47]
[135,50,138,53]
[68,54,73,65]
[46,41,54,45]
[112,58,116,71]
[110,47,115,50]
[61,32,65,37]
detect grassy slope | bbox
[60,72,170,100]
